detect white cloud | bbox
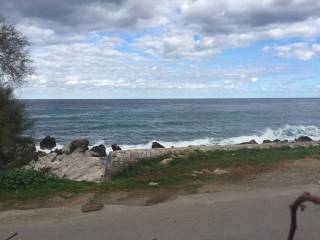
[133,8,320,59]
[264,42,320,60]
[8,0,320,60]
[134,30,222,59]
[3,0,320,98]
[20,32,279,95]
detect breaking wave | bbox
[37,125,320,153]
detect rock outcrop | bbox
[240,139,258,145]
[62,139,89,154]
[263,140,272,144]
[70,139,89,153]
[152,142,165,148]
[40,136,56,150]
[295,136,313,142]
[111,144,122,151]
[28,150,105,182]
[51,148,63,155]
[90,144,107,157]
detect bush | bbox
[0,87,34,168]
[0,169,58,191]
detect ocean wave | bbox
[36,144,64,154]
[218,125,320,145]
[36,125,320,153]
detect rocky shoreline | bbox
[23,135,318,182]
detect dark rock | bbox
[111,144,121,151]
[152,142,165,148]
[81,200,104,212]
[90,144,106,157]
[295,136,313,142]
[263,140,272,144]
[70,139,89,153]
[273,139,281,143]
[52,148,63,155]
[40,136,56,150]
[240,139,258,145]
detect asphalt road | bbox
[1,184,320,240]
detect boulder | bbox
[295,136,313,142]
[28,151,105,182]
[111,144,122,151]
[152,142,165,149]
[51,148,63,155]
[160,158,173,165]
[70,139,89,153]
[81,200,104,212]
[240,139,258,145]
[40,136,56,150]
[90,144,106,157]
[263,140,272,144]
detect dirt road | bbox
[1,183,320,240]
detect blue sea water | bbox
[23,99,320,151]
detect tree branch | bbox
[288,192,320,240]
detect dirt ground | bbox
[1,158,320,212]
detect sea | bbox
[23,98,320,152]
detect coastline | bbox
[31,137,320,182]
[2,138,320,211]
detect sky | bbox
[1,0,320,99]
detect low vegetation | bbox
[1,145,320,203]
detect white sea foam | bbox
[113,125,320,150]
[36,144,64,153]
[37,125,320,153]
[219,125,320,145]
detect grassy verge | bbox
[1,145,320,202]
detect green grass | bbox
[114,146,320,178]
[1,145,320,202]
[0,170,96,201]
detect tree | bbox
[0,17,33,87]
[0,17,34,168]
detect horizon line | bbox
[20,97,320,100]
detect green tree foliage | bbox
[0,87,33,167]
[0,17,34,168]
[0,18,33,87]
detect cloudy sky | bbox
[1,0,320,98]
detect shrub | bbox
[0,87,34,168]
[0,17,34,168]
[0,169,58,191]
